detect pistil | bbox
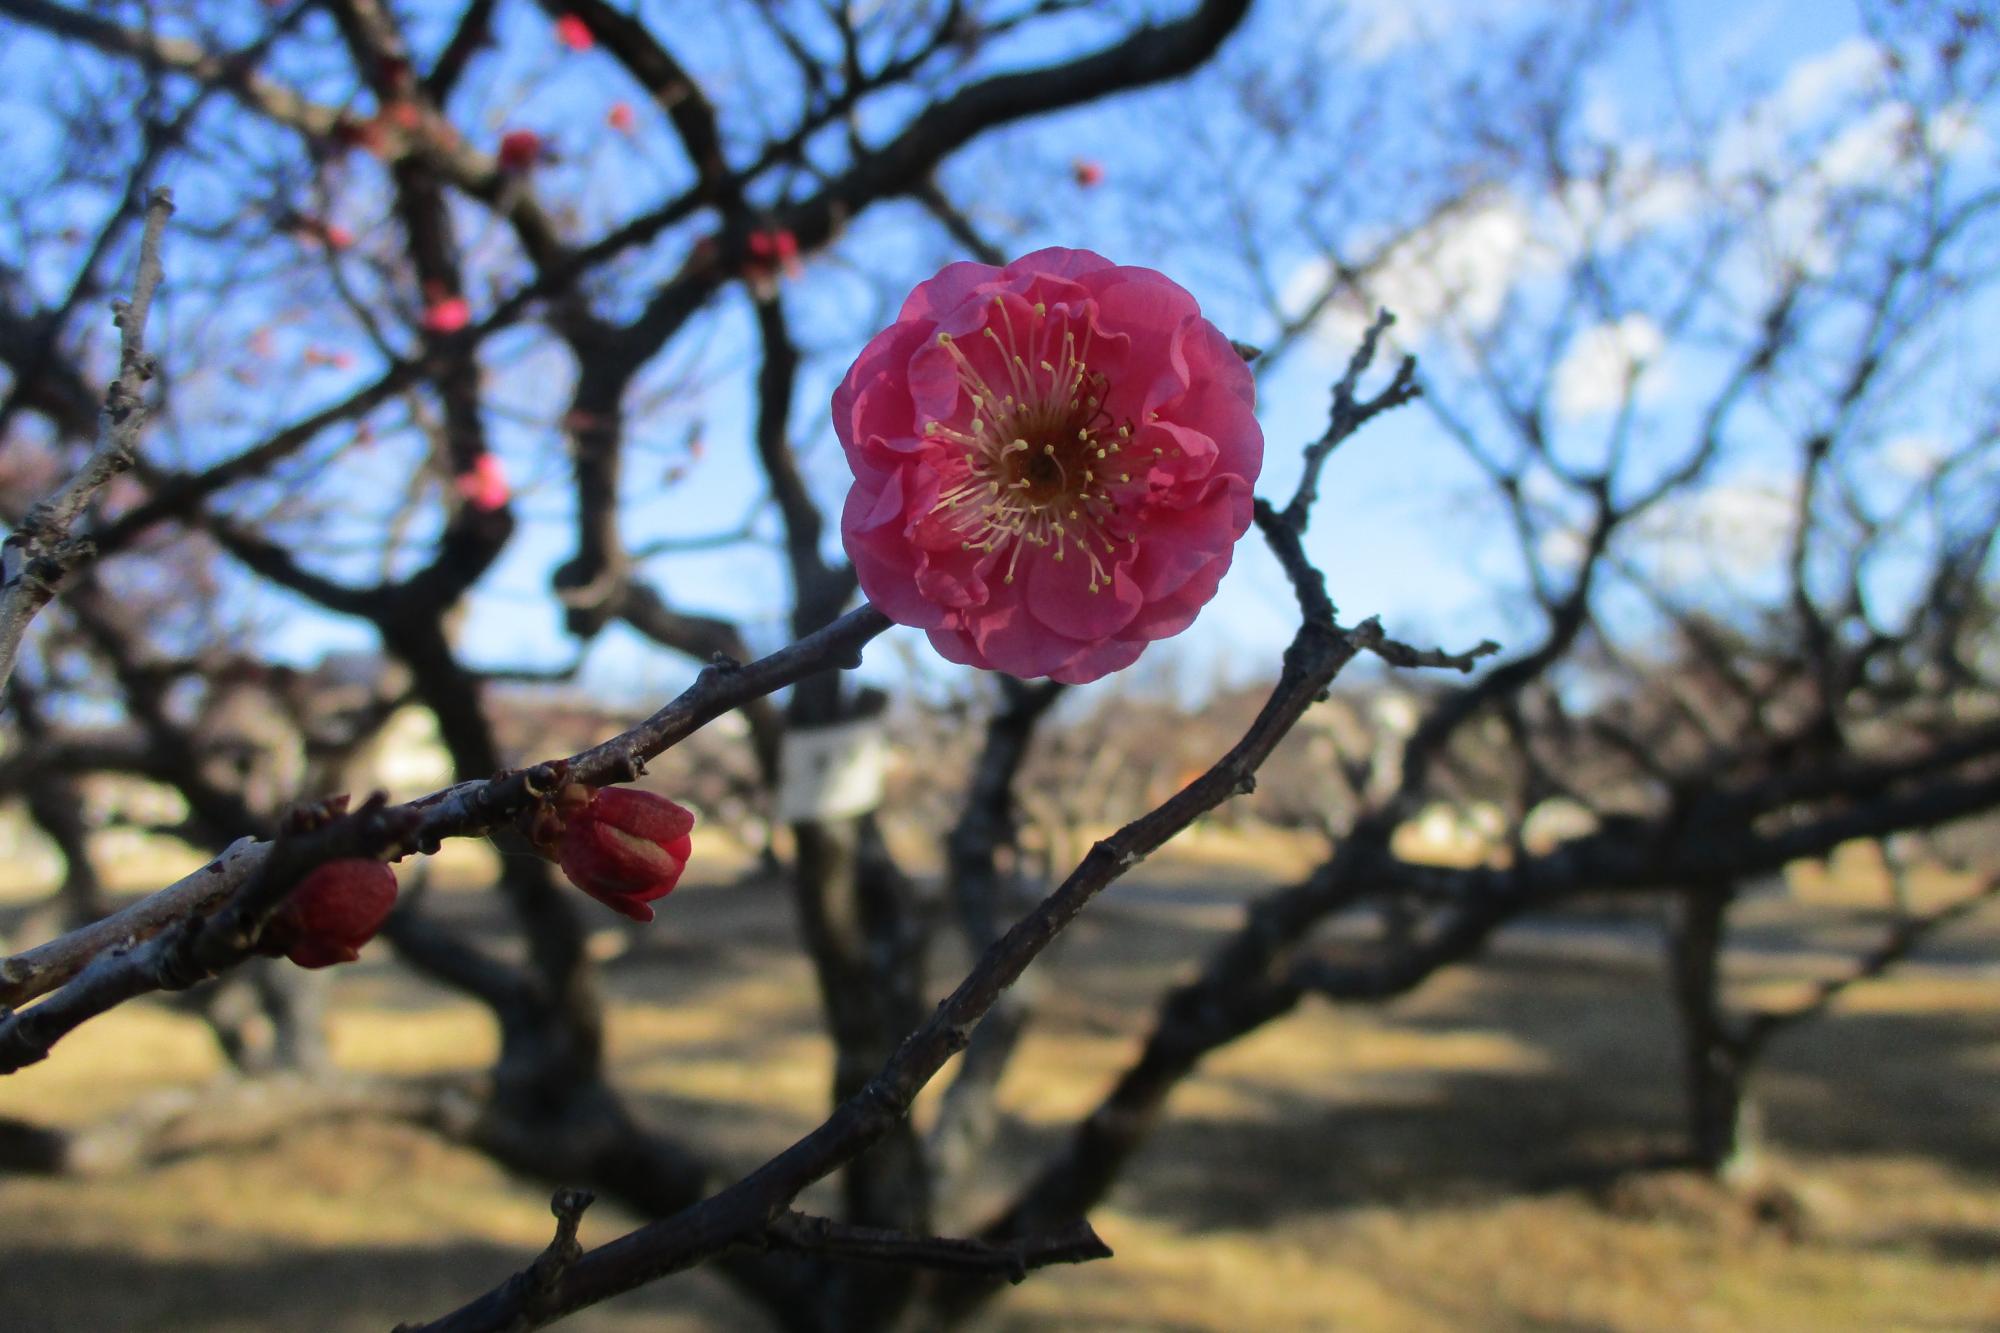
[926,298,1139,592]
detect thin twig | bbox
[395,1189,595,1333]
[1279,309,1420,534]
[0,187,173,694]
[1349,618,1502,674]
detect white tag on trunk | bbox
[776,718,887,823]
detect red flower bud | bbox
[743,228,803,286]
[454,453,510,511]
[498,129,544,173]
[1072,158,1105,188]
[607,101,636,133]
[423,292,472,334]
[556,15,594,51]
[265,859,398,968]
[552,786,695,922]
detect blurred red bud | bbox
[498,129,544,172]
[423,294,472,334]
[1072,158,1105,187]
[556,15,594,50]
[454,453,510,511]
[744,228,803,284]
[264,859,398,968]
[607,101,636,133]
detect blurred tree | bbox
[951,3,2000,1278]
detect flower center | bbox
[925,297,1140,593]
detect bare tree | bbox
[909,10,2000,1294]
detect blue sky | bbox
[5,0,1980,707]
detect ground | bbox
[0,837,1994,1331]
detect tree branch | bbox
[759,1211,1110,1283]
[0,186,172,695]
[0,604,894,1014]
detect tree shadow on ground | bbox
[992,933,1998,1237]
[0,1237,742,1333]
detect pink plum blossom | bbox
[420,294,470,334]
[836,248,1261,684]
[743,228,802,293]
[454,453,509,511]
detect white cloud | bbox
[1818,100,1917,185]
[1341,0,1529,64]
[1283,37,1981,367]
[1713,39,1889,183]
[1552,315,1669,420]
[1345,0,1427,62]
[1539,474,1794,588]
[1883,433,1948,478]
[1810,96,1983,192]
[1285,191,1555,348]
[1699,42,1983,280]
[1927,102,1988,158]
[1556,161,1705,248]
[1641,476,1796,584]
[1771,37,1887,126]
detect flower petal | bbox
[899,260,1002,321]
[1004,246,1120,282]
[1123,548,1233,640]
[1050,635,1147,685]
[966,582,1098,679]
[1024,543,1142,641]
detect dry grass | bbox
[0,851,1995,1332]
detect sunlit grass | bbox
[0,857,1994,1331]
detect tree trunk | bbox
[928,679,1062,1210]
[782,662,932,1332]
[1666,885,1761,1180]
[181,962,332,1076]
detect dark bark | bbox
[781,652,933,1330]
[929,679,1065,1203]
[1666,886,1759,1179]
